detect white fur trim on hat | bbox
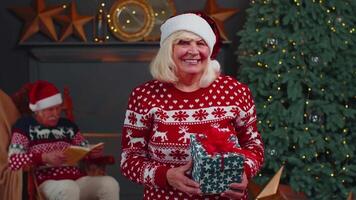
[29,93,62,112]
[160,13,216,54]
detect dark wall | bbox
[0,0,250,199]
[0,0,249,93]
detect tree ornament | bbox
[307,109,325,125]
[267,38,278,46]
[203,0,239,41]
[9,0,65,43]
[54,1,94,42]
[311,56,320,64]
[267,148,277,156]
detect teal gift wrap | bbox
[190,133,244,194]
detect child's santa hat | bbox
[29,80,62,112]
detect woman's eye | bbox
[197,41,206,46]
[177,40,190,45]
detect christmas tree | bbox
[237,0,356,199]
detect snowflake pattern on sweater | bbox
[121,76,264,200]
[8,116,89,185]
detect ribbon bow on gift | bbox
[199,128,237,156]
[198,127,258,170]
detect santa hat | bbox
[28,80,63,112]
[160,12,221,71]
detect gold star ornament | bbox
[347,192,354,200]
[54,1,94,42]
[248,166,308,200]
[9,0,65,43]
[203,0,239,41]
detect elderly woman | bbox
[120,13,264,200]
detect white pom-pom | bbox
[210,59,221,73]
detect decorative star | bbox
[248,166,308,200]
[347,192,353,200]
[203,0,239,41]
[9,0,64,43]
[54,1,93,42]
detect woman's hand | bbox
[221,172,248,199]
[166,160,201,196]
[42,151,67,166]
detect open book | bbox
[64,142,104,165]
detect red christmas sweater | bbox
[121,75,264,200]
[8,116,88,185]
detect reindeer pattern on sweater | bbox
[121,75,264,200]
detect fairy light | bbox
[95,2,109,42]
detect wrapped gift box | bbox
[190,133,244,194]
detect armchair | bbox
[10,84,115,200]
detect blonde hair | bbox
[150,31,220,88]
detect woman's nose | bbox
[187,44,199,54]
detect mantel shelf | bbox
[19,41,232,63]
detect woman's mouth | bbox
[183,59,200,65]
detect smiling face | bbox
[172,33,210,79]
[35,104,62,127]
